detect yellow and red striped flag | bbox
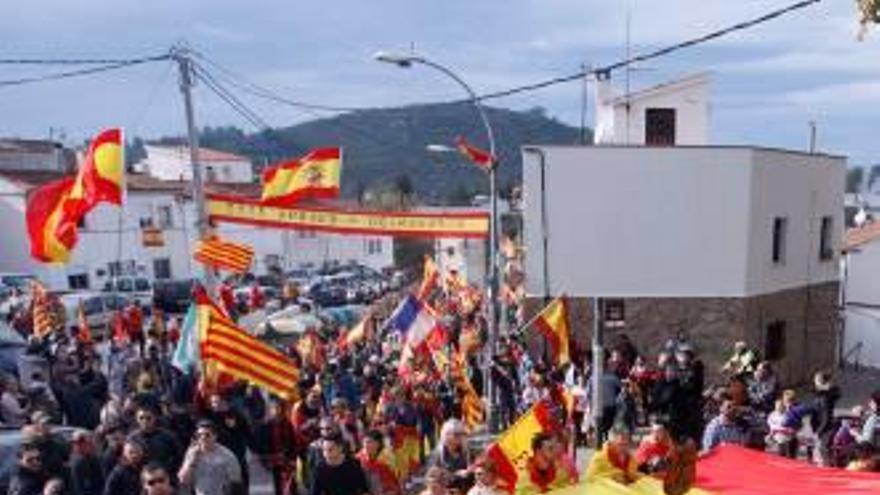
[200,310,299,400]
[417,255,439,300]
[193,236,255,274]
[76,301,93,344]
[31,281,56,340]
[533,297,571,366]
[337,313,373,351]
[261,147,342,206]
[450,350,484,429]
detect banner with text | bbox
[207,194,490,238]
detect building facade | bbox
[137,145,255,183]
[842,222,880,369]
[521,145,845,384]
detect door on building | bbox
[645,108,676,146]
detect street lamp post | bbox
[376,51,501,431]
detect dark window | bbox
[765,320,787,361]
[604,299,625,328]
[772,217,788,264]
[77,217,87,229]
[645,108,676,146]
[68,273,89,290]
[819,216,834,261]
[153,258,172,280]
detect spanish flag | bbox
[456,135,495,170]
[26,128,124,263]
[533,297,571,366]
[261,147,342,205]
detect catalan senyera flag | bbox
[31,281,57,340]
[26,128,124,263]
[450,351,484,429]
[200,309,300,400]
[417,255,439,300]
[455,135,495,170]
[486,398,566,493]
[533,297,571,366]
[193,236,255,274]
[261,147,342,206]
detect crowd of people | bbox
[1,271,879,495]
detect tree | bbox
[868,165,880,191]
[847,167,865,193]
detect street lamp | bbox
[377,51,501,432]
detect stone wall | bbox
[522,281,839,386]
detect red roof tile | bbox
[844,221,880,251]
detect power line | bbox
[466,0,823,103]
[192,62,272,131]
[0,55,169,65]
[0,54,171,88]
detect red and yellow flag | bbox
[534,297,571,366]
[450,351,484,429]
[31,281,57,340]
[26,128,124,264]
[200,309,300,400]
[417,255,439,300]
[67,128,124,215]
[456,135,495,170]
[193,236,255,274]
[261,147,342,206]
[76,302,93,344]
[337,312,373,351]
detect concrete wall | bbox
[610,75,710,146]
[843,241,880,369]
[745,149,844,295]
[522,146,753,298]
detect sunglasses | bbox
[145,477,169,486]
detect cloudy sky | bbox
[0,0,877,165]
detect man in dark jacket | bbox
[24,412,70,480]
[128,405,182,474]
[7,444,46,495]
[103,438,146,495]
[205,393,251,493]
[810,371,841,466]
[70,430,104,495]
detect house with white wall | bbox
[594,72,711,146]
[138,145,255,183]
[521,145,845,383]
[842,222,880,369]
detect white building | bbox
[594,72,711,146]
[138,145,255,184]
[842,222,880,369]
[521,145,845,383]
[0,171,394,291]
[0,139,75,173]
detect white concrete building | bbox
[594,72,711,146]
[138,145,255,183]
[842,222,880,369]
[0,139,74,173]
[521,145,845,383]
[0,171,393,291]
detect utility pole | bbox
[809,121,817,154]
[173,46,215,293]
[591,297,604,445]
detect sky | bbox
[0,0,878,165]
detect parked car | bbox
[102,276,153,308]
[152,279,197,314]
[0,273,36,291]
[59,291,129,338]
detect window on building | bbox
[645,108,677,146]
[819,216,834,261]
[157,205,174,229]
[366,239,383,255]
[206,166,217,182]
[139,217,154,228]
[765,320,787,361]
[297,230,316,239]
[772,217,788,264]
[77,217,87,229]
[603,299,625,328]
[68,273,89,290]
[153,258,172,280]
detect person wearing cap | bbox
[8,443,47,495]
[178,420,242,495]
[104,437,146,495]
[70,430,104,495]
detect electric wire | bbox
[0,54,171,88]
[0,55,169,65]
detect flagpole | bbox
[173,46,215,295]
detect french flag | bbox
[387,295,446,350]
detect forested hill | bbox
[155,102,587,204]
